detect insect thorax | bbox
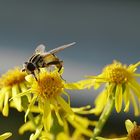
[29,54,44,67]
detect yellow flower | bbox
[19,114,56,140]
[127,120,140,140]
[20,117,53,140]
[75,60,140,116]
[96,119,140,140]
[19,105,96,140]
[64,114,96,138]
[55,109,96,140]
[17,68,74,131]
[55,106,96,139]
[0,67,28,116]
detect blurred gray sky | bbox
[0,1,140,139]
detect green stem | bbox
[91,96,115,140]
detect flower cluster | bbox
[0,67,28,116]
[96,119,140,140]
[88,60,140,116]
[0,44,140,140]
[1,66,95,139]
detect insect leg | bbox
[31,71,38,81]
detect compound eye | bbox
[27,63,36,71]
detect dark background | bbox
[0,1,140,139]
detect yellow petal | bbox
[51,99,64,126]
[72,105,91,114]
[127,61,140,72]
[30,106,41,113]
[25,74,35,83]
[107,83,115,98]
[43,100,52,131]
[67,117,93,137]
[0,88,10,111]
[86,75,106,89]
[125,119,134,133]
[19,115,41,134]
[10,89,31,101]
[56,96,74,116]
[56,132,69,140]
[19,121,35,135]
[0,90,5,111]
[115,84,122,113]
[12,84,22,111]
[134,73,140,77]
[130,93,139,116]
[90,90,108,115]
[0,132,12,140]
[19,82,27,92]
[19,82,31,101]
[65,79,95,90]
[63,120,69,135]
[2,91,9,117]
[29,126,43,140]
[25,95,37,122]
[123,85,130,112]
[128,80,140,98]
[72,129,82,139]
[65,83,82,90]
[74,115,89,128]
[54,108,64,126]
[62,91,70,105]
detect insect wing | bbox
[48,42,76,54]
[35,44,46,54]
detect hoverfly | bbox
[22,42,75,80]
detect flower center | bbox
[128,125,140,140]
[0,67,26,87]
[32,71,64,99]
[103,61,132,84]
